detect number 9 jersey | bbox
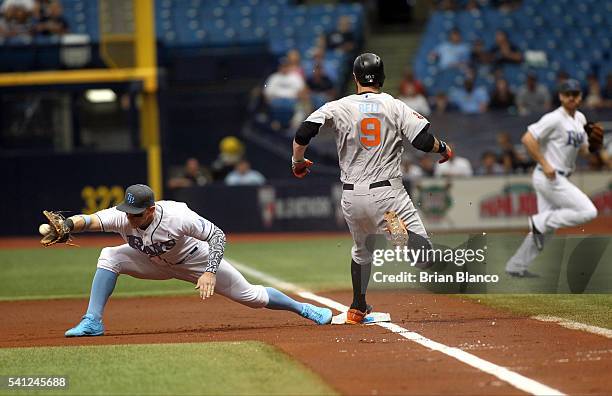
[305,91,430,184]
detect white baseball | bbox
[39,224,52,235]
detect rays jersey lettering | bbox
[95,201,215,265]
[305,92,429,184]
[527,107,588,173]
[566,130,584,148]
[126,235,176,256]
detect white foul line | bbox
[232,260,565,396]
[532,315,612,339]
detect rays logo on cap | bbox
[126,192,135,204]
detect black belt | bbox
[536,165,572,177]
[343,180,391,190]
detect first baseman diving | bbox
[40,184,333,337]
[505,79,603,277]
[291,53,453,324]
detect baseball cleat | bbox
[346,304,373,325]
[65,314,105,337]
[529,216,544,251]
[300,303,333,325]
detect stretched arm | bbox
[64,214,103,233]
[522,131,555,180]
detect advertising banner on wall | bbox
[414,172,612,232]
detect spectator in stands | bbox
[490,30,522,66]
[225,159,266,186]
[399,68,425,97]
[584,73,604,110]
[449,77,489,114]
[515,73,551,115]
[307,63,335,110]
[323,15,356,54]
[33,0,67,36]
[167,157,212,189]
[489,77,515,112]
[264,58,306,102]
[465,0,481,11]
[286,49,305,79]
[399,82,430,116]
[1,0,35,18]
[432,92,449,114]
[476,151,505,175]
[434,146,473,177]
[429,28,470,70]
[470,39,492,68]
[263,57,308,128]
[211,136,245,181]
[497,132,530,173]
[0,1,34,41]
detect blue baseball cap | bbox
[559,79,582,94]
[117,184,155,214]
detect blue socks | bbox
[86,268,118,321]
[264,287,304,314]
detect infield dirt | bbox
[2,291,611,395]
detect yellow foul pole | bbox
[133,0,162,199]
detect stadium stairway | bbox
[363,30,422,96]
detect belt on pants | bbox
[535,165,572,177]
[342,180,392,190]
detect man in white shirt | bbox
[505,80,599,277]
[434,150,473,177]
[48,184,332,336]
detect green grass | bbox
[0,342,335,395]
[464,294,612,329]
[1,235,610,329]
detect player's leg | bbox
[341,188,377,322]
[505,172,555,275]
[65,245,173,337]
[531,174,597,233]
[177,258,332,324]
[373,181,432,264]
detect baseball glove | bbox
[40,210,72,247]
[585,121,604,153]
[383,211,409,246]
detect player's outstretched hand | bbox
[292,157,314,178]
[438,145,454,164]
[195,272,216,300]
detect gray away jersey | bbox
[306,92,429,184]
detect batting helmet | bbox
[353,53,385,87]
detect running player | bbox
[291,53,453,323]
[505,79,598,277]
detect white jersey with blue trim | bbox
[527,106,588,173]
[305,92,429,184]
[95,200,213,265]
